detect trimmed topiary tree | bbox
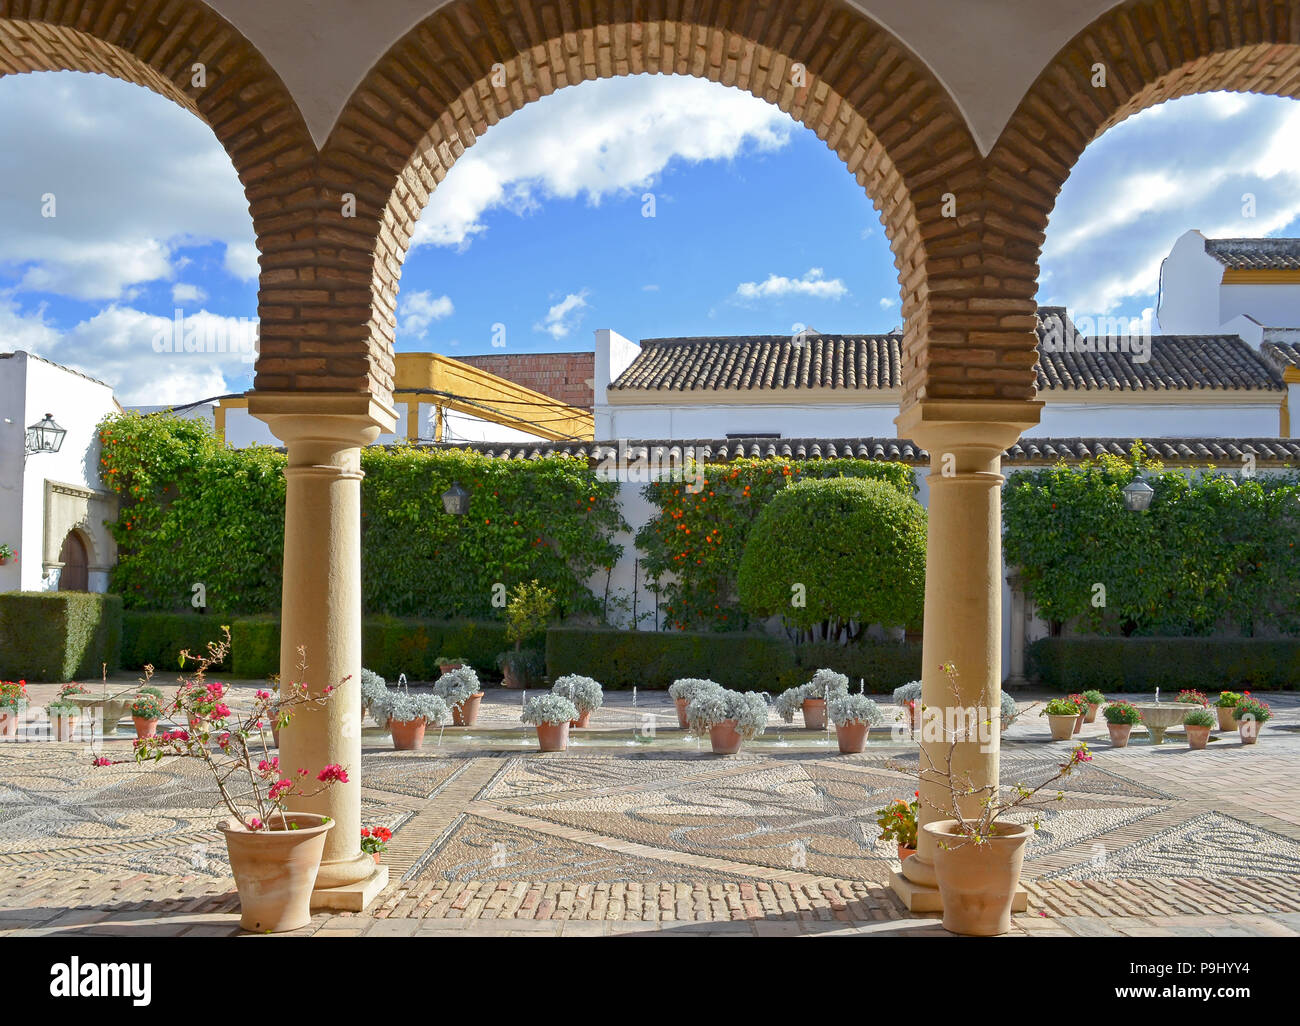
[736,477,926,642]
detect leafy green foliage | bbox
[122,612,230,671]
[1028,637,1300,691]
[637,458,915,631]
[737,477,927,641]
[98,413,626,620]
[504,580,556,648]
[1004,445,1300,636]
[0,592,122,681]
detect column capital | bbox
[896,399,1043,470]
[246,390,398,449]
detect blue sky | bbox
[2,72,1299,404]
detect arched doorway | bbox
[57,530,88,592]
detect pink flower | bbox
[256,690,271,701]
[248,817,264,831]
[91,756,111,767]
[268,779,293,801]
[317,764,349,784]
[211,703,231,719]
[257,757,280,777]
[216,732,231,748]
[323,685,334,695]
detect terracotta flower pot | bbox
[708,719,744,755]
[923,819,1033,937]
[439,662,463,674]
[372,852,382,865]
[1239,719,1262,745]
[802,698,827,730]
[1072,711,1085,734]
[132,716,158,739]
[272,725,281,748]
[1216,706,1237,731]
[904,700,918,731]
[451,692,484,727]
[389,717,426,751]
[1047,713,1076,740]
[1185,724,1211,750]
[1108,722,1133,748]
[0,708,19,737]
[219,812,333,933]
[674,697,689,728]
[1086,703,1100,724]
[500,665,523,689]
[570,709,592,728]
[834,720,868,754]
[535,720,570,752]
[52,714,79,742]
[897,844,917,863]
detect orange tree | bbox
[635,458,915,631]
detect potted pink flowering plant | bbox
[93,630,352,933]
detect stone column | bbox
[249,392,396,910]
[1005,570,1028,688]
[891,400,1040,911]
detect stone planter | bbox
[535,721,570,752]
[1186,725,1211,750]
[1086,703,1100,724]
[1216,706,1237,731]
[708,719,744,755]
[67,694,132,733]
[897,844,917,863]
[132,716,158,739]
[923,819,1033,937]
[1107,722,1133,748]
[1047,713,1076,740]
[451,692,484,727]
[219,812,332,933]
[834,720,868,753]
[801,698,827,730]
[674,697,689,728]
[570,709,592,728]
[388,717,426,751]
[1239,719,1263,745]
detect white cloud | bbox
[535,290,590,340]
[0,72,254,300]
[171,282,206,304]
[1042,92,1300,317]
[735,267,848,302]
[412,75,796,249]
[879,296,898,310]
[399,290,454,338]
[1,297,256,404]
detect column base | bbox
[311,864,389,913]
[1003,674,1029,690]
[889,870,1028,914]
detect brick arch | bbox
[991,0,1300,367]
[0,0,324,393]
[323,0,986,411]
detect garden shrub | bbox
[1004,445,1300,636]
[122,611,230,671]
[737,477,927,641]
[637,457,915,631]
[1027,637,1300,692]
[0,592,122,681]
[783,640,924,694]
[233,615,511,681]
[99,412,626,620]
[545,625,796,690]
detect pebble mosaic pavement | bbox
[2,681,1299,938]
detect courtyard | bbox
[4,680,1298,939]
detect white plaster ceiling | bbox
[205,0,1124,152]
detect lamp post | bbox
[24,413,66,456]
[441,481,470,516]
[1121,478,1154,512]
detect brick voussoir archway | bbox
[992,0,1300,341]
[0,0,357,397]
[322,0,988,412]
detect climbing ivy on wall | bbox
[635,458,916,632]
[100,413,626,619]
[1003,445,1300,637]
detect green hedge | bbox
[122,611,231,671]
[546,626,797,691]
[787,640,923,694]
[0,592,122,681]
[231,616,511,681]
[1027,637,1300,692]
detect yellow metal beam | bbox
[394,352,593,441]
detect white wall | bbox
[1221,283,1300,330]
[1157,230,1224,334]
[1030,400,1281,438]
[603,401,903,440]
[0,357,26,594]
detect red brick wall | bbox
[457,353,595,410]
